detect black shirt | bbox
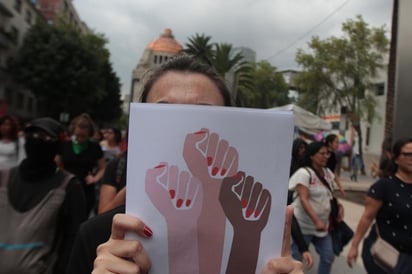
[327,151,337,173]
[368,176,412,253]
[66,205,125,274]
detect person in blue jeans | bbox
[289,142,344,274]
[350,153,362,181]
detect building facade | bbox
[131,28,183,102]
[0,0,43,119]
[1,0,88,120]
[32,0,87,33]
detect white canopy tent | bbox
[269,104,332,136]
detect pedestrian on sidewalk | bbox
[289,141,344,274]
[324,134,345,196]
[347,137,412,274]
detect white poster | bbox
[126,103,294,274]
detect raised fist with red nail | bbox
[183,128,239,273]
[145,162,202,274]
[219,171,272,274]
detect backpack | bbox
[0,168,74,274]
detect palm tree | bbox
[211,43,244,77]
[183,33,214,66]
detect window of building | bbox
[25,10,32,24]
[64,1,69,11]
[10,26,19,44]
[14,0,22,13]
[375,82,385,96]
[154,55,157,64]
[331,121,340,130]
[16,92,24,109]
[27,97,34,112]
[159,56,163,63]
[5,88,14,106]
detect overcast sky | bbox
[73,0,393,95]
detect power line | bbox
[265,0,351,61]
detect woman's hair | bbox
[0,115,20,140]
[324,134,337,146]
[301,141,328,167]
[290,138,308,175]
[69,113,96,136]
[291,138,308,160]
[140,55,233,106]
[391,137,412,172]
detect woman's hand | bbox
[302,251,313,269]
[314,219,327,231]
[346,245,358,268]
[92,214,153,274]
[261,206,303,274]
[84,173,97,184]
[337,203,344,223]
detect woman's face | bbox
[311,146,330,168]
[146,71,225,106]
[298,144,306,158]
[395,142,412,174]
[74,126,90,143]
[0,119,12,137]
[330,137,339,151]
[104,129,115,142]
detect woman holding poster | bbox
[68,55,303,274]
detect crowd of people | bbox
[0,55,411,274]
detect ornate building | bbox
[131,28,182,102]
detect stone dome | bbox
[146,28,183,53]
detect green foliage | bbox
[211,43,244,77]
[184,34,257,105]
[8,20,122,123]
[294,15,389,124]
[183,33,214,66]
[237,61,290,108]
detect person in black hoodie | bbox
[0,117,87,274]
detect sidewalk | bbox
[338,170,375,192]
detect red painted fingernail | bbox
[212,167,219,176]
[241,199,248,208]
[232,172,242,179]
[154,164,166,169]
[176,199,183,208]
[144,226,153,237]
[246,209,253,218]
[207,157,213,166]
[194,130,206,135]
[221,168,227,176]
[169,190,175,199]
[186,199,191,207]
[254,210,261,217]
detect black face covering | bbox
[19,137,58,181]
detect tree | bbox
[90,61,122,124]
[8,20,122,123]
[184,36,254,103]
[211,43,244,77]
[294,15,389,169]
[236,61,289,108]
[183,33,214,66]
